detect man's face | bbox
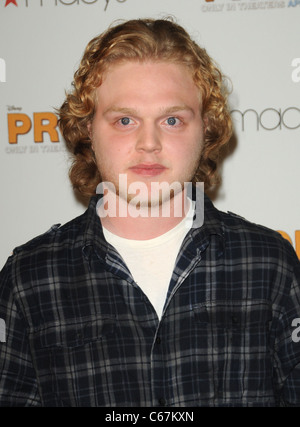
[90,60,204,207]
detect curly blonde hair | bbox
[58,18,232,198]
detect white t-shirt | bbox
[101,200,194,320]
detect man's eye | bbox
[119,117,132,126]
[166,117,181,126]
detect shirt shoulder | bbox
[218,209,298,264]
[221,209,283,239]
[11,211,87,260]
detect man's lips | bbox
[129,164,167,177]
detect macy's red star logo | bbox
[5,0,18,6]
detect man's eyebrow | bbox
[159,105,196,116]
[103,105,196,116]
[103,106,138,116]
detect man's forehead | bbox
[95,60,203,110]
[99,59,197,84]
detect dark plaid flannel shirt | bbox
[1,194,300,407]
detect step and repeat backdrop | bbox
[0,0,299,268]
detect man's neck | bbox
[98,191,190,240]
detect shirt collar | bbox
[82,192,225,259]
[188,193,225,258]
[82,195,108,261]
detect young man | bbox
[0,19,300,407]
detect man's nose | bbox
[135,124,162,153]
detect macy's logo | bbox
[4,0,18,6]
[3,0,127,9]
[231,107,300,131]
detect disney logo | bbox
[7,105,22,112]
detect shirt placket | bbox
[149,235,209,407]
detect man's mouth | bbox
[129,163,167,177]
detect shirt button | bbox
[155,337,161,345]
[158,397,166,406]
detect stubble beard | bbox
[98,160,200,215]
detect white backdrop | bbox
[0,0,299,269]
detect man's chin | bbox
[118,193,166,208]
[118,188,186,218]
